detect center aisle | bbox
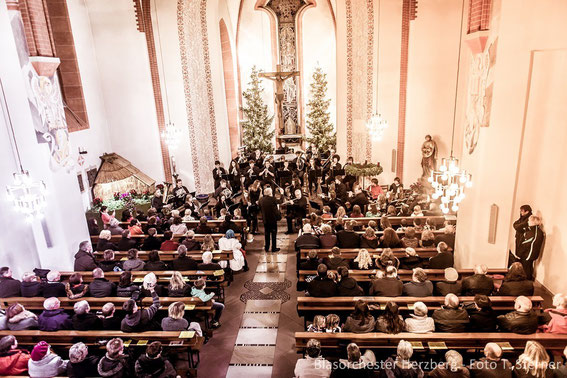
[198,223,303,377]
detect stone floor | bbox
[197,224,301,377]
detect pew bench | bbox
[304,215,456,226]
[119,219,247,229]
[299,248,441,260]
[295,332,567,352]
[0,330,203,368]
[90,233,241,245]
[93,250,234,262]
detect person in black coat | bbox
[197,251,223,271]
[432,293,470,332]
[95,233,117,252]
[465,294,497,332]
[307,264,337,297]
[74,241,99,271]
[295,224,321,251]
[42,270,67,298]
[434,224,456,250]
[258,187,280,252]
[336,266,364,296]
[219,214,242,234]
[369,266,403,297]
[72,300,103,331]
[100,303,122,330]
[181,231,201,251]
[299,250,320,271]
[462,265,494,296]
[513,215,545,280]
[98,250,122,273]
[116,230,138,251]
[428,242,454,269]
[337,220,360,248]
[20,272,43,297]
[144,251,169,271]
[141,228,162,251]
[399,248,423,270]
[170,245,198,271]
[513,205,532,252]
[498,262,534,296]
[435,267,462,296]
[0,267,21,298]
[497,296,539,334]
[89,269,116,298]
[67,342,100,378]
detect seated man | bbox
[369,266,403,297]
[307,264,337,297]
[337,220,360,248]
[434,224,456,250]
[405,301,435,333]
[428,241,454,269]
[72,300,102,331]
[432,293,470,332]
[135,341,177,377]
[435,267,462,296]
[462,264,494,296]
[469,342,513,378]
[0,267,21,298]
[98,338,130,377]
[38,297,72,331]
[88,268,116,298]
[295,224,321,251]
[181,230,201,251]
[299,250,320,271]
[403,268,433,297]
[116,230,137,251]
[121,282,160,332]
[195,216,213,234]
[100,302,122,330]
[197,251,222,271]
[322,247,349,271]
[381,340,424,377]
[141,227,162,250]
[332,342,375,377]
[42,270,67,298]
[171,245,198,271]
[497,296,538,334]
[428,350,469,377]
[336,266,363,296]
[294,339,332,378]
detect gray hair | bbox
[99,230,112,241]
[264,187,273,196]
[515,296,533,312]
[69,342,88,363]
[444,293,459,309]
[445,350,464,370]
[202,251,213,264]
[93,268,104,279]
[413,302,428,317]
[74,300,90,315]
[43,297,61,311]
[109,218,120,227]
[303,224,313,233]
[397,340,413,360]
[46,270,60,282]
[474,264,488,275]
[484,342,502,359]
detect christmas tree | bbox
[306,66,335,153]
[240,66,275,154]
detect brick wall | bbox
[18,0,55,57]
[468,0,491,34]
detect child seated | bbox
[325,314,341,333]
[307,315,326,332]
[191,279,224,329]
[321,206,333,220]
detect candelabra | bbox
[6,171,48,222]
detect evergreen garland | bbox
[240,66,275,154]
[305,66,336,152]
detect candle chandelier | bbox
[366,0,388,141]
[428,0,472,214]
[161,121,180,151]
[1,79,48,222]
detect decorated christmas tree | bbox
[306,66,335,153]
[240,66,275,154]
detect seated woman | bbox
[380,227,403,248]
[381,340,424,377]
[401,227,419,249]
[144,250,169,271]
[99,250,122,272]
[360,227,379,249]
[5,303,38,330]
[386,205,398,217]
[405,301,434,333]
[365,203,381,218]
[411,205,424,217]
[128,218,144,236]
[307,315,326,332]
[167,271,191,297]
[380,216,392,231]
[325,314,341,333]
[116,271,140,298]
[513,341,551,378]
[161,301,203,336]
[342,300,376,333]
[335,206,348,219]
[0,335,30,376]
[122,249,145,271]
[96,230,117,251]
[402,268,433,297]
[375,302,405,334]
[419,229,436,247]
[66,273,89,300]
[350,205,363,218]
[351,249,373,270]
[319,224,337,249]
[201,234,216,252]
[543,293,567,334]
[399,248,423,270]
[333,343,376,377]
[376,248,400,270]
[170,216,188,236]
[336,266,364,296]
[218,230,246,272]
[466,294,497,332]
[498,262,534,296]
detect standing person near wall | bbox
[513,205,533,251]
[513,215,545,280]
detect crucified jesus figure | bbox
[259,64,300,135]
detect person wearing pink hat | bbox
[27,341,68,378]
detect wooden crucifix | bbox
[259,64,300,135]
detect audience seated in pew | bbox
[307,315,326,333]
[161,301,202,336]
[171,245,198,271]
[134,341,177,377]
[167,271,191,297]
[107,217,124,235]
[543,294,567,334]
[65,273,88,300]
[123,249,145,272]
[21,272,42,297]
[181,230,201,251]
[513,341,551,378]
[380,340,425,377]
[195,216,213,235]
[67,342,99,378]
[72,300,102,331]
[399,247,423,270]
[462,264,495,296]
[121,280,160,332]
[434,224,456,250]
[428,349,470,377]
[498,262,535,297]
[307,264,337,298]
[144,250,169,271]
[352,248,374,270]
[42,270,66,298]
[191,278,223,329]
[337,221,361,248]
[97,338,130,377]
[74,241,99,272]
[468,342,513,377]
[432,293,470,332]
[332,342,376,377]
[375,302,405,334]
[465,294,498,332]
[434,268,462,296]
[99,250,122,272]
[343,300,376,333]
[116,271,141,298]
[296,224,322,251]
[141,227,162,250]
[100,302,121,330]
[404,301,435,333]
[218,230,246,272]
[170,216,188,236]
[336,266,364,296]
[403,268,434,297]
[300,250,321,271]
[369,266,403,297]
[293,339,332,378]
[28,340,68,378]
[198,251,222,271]
[428,242,454,269]
[38,297,72,331]
[0,335,30,376]
[376,249,401,270]
[5,303,38,331]
[380,227,403,249]
[401,227,419,249]
[96,230,118,252]
[323,247,349,271]
[497,296,539,334]
[360,227,379,249]
[89,268,116,297]
[320,224,338,249]
[160,231,179,251]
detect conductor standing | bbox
[259,187,280,253]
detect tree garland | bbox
[345,163,383,177]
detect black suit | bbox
[428,252,454,269]
[259,195,279,252]
[337,230,360,248]
[213,167,227,189]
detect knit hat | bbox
[444,267,459,282]
[31,341,49,361]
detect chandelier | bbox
[366,0,388,142]
[6,171,48,222]
[161,121,180,150]
[428,0,471,215]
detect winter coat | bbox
[7,310,38,331]
[161,317,189,331]
[134,354,177,378]
[323,257,349,271]
[432,306,470,332]
[466,306,498,332]
[97,354,130,378]
[379,357,424,378]
[20,281,42,297]
[167,284,191,297]
[96,240,118,252]
[181,238,201,251]
[99,260,122,272]
[307,277,337,297]
[41,282,66,298]
[462,274,494,296]
[497,310,539,334]
[336,277,363,296]
[369,277,403,297]
[0,277,21,297]
[498,279,534,296]
[404,314,435,333]
[336,230,360,248]
[142,236,163,251]
[73,250,99,271]
[89,278,116,297]
[27,353,68,378]
[543,308,567,334]
[122,259,145,271]
[67,355,100,378]
[0,349,30,376]
[121,291,160,332]
[468,357,512,378]
[144,260,169,271]
[403,281,433,297]
[342,315,376,333]
[399,256,423,270]
[116,284,140,298]
[38,308,72,331]
[428,252,454,269]
[170,256,198,271]
[72,312,103,331]
[434,281,462,296]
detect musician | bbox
[237,149,248,165]
[214,179,233,199]
[350,184,369,213]
[212,160,227,189]
[228,160,241,191]
[343,156,357,190]
[278,160,294,188]
[307,158,319,195]
[334,176,348,203]
[260,160,276,187]
[389,177,403,195]
[367,178,384,200]
[214,194,229,217]
[172,179,189,209]
[285,188,308,234]
[247,180,262,234]
[324,154,342,188]
[252,149,264,168]
[293,150,306,184]
[245,159,260,187]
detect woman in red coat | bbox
[0,335,30,376]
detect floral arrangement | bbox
[92,190,151,212]
[93,197,103,207]
[345,162,383,177]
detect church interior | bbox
[1,0,567,376]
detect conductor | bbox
[259,187,280,253]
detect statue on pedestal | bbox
[421,134,438,178]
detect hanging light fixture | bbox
[366,0,388,141]
[428,0,471,214]
[161,121,181,151]
[1,79,48,222]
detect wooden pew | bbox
[90,233,241,245]
[299,248,441,260]
[119,219,247,229]
[304,215,456,226]
[298,268,508,283]
[295,332,567,352]
[59,269,226,284]
[93,250,234,262]
[0,330,203,368]
[1,296,213,312]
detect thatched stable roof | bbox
[94,153,154,186]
